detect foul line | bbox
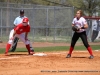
[0,56,30,60]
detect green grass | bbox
[0,45,100,54]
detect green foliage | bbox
[0,0,100,16]
[0,0,70,6]
[0,0,50,5]
[68,0,100,16]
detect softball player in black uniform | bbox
[66,10,94,59]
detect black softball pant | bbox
[71,31,90,48]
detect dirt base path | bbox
[0,51,100,75]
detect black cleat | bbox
[0,40,3,43]
[29,49,35,55]
[66,54,71,58]
[9,50,14,52]
[89,55,94,59]
[31,49,34,52]
[30,47,34,52]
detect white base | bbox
[33,53,47,56]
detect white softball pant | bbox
[8,29,30,45]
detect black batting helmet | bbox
[20,9,24,14]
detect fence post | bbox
[89,19,92,42]
[53,7,56,43]
[0,9,2,40]
[6,1,10,34]
[32,8,35,43]
[46,8,49,42]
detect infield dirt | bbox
[0,42,100,75]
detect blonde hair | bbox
[77,10,83,16]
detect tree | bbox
[1,0,100,16]
[83,0,100,16]
[0,0,48,4]
[68,0,100,16]
[42,0,71,6]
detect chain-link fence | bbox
[1,2,100,43]
[0,2,74,43]
[86,18,100,42]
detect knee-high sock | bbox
[5,43,11,54]
[87,46,93,55]
[29,42,34,50]
[26,44,31,54]
[68,46,74,54]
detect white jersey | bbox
[14,16,29,26]
[72,17,87,33]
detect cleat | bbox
[66,54,71,58]
[30,52,35,55]
[89,55,94,59]
[31,49,34,52]
[5,53,9,56]
[0,40,2,43]
[29,50,35,55]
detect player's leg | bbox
[80,31,94,59]
[29,40,34,52]
[5,38,15,55]
[5,29,15,55]
[8,29,18,52]
[5,43,12,55]
[25,40,34,55]
[66,32,80,58]
[21,33,34,52]
[16,34,34,55]
[9,37,19,52]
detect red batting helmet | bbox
[23,18,29,23]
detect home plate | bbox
[33,53,47,56]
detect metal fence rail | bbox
[0,3,74,43]
[0,3,99,43]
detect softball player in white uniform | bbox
[66,10,94,59]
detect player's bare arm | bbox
[72,24,74,27]
[10,30,16,40]
[83,24,88,29]
[25,32,28,40]
[13,30,16,37]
